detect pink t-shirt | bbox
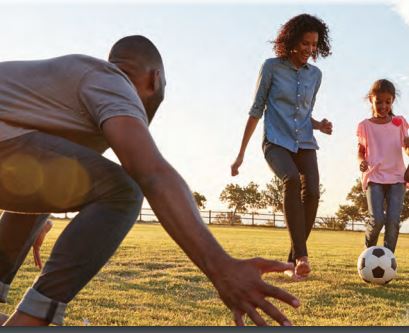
[357,116,408,191]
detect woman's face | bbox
[290,31,319,68]
[370,92,395,118]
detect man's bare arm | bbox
[101,116,300,326]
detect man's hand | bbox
[231,155,244,176]
[319,118,333,135]
[359,160,369,172]
[212,257,300,326]
[102,117,299,326]
[33,220,53,269]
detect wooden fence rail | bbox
[137,208,366,232]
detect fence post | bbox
[209,210,212,225]
[352,220,354,231]
[139,210,143,222]
[333,218,335,230]
[251,212,254,225]
[273,213,275,227]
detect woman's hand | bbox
[231,155,244,176]
[319,118,333,135]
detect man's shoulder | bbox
[51,54,112,71]
[58,55,131,85]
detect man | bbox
[0,35,299,326]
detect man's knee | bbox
[104,167,143,213]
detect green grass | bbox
[3,220,409,326]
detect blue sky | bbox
[1,0,408,217]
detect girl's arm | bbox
[403,136,409,156]
[231,116,259,176]
[358,143,368,172]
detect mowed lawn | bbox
[3,220,409,326]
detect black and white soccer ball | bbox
[357,246,397,285]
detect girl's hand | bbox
[231,155,244,176]
[360,160,369,172]
[404,136,409,148]
[319,119,333,135]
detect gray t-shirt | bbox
[0,54,148,153]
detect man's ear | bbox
[151,69,161,91]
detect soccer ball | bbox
[357,246,397,285]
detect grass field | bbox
[3,220,409,326]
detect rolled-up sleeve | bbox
[310,68,322,111]
[249,59,274,119]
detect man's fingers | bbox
[243,305,267,326]
[251,258,294,274]
[260,282,300,308]
[258,300,293,326]
[33,247,42,269]
[233,310,245,326]
[33,248,38,267]
[246,306,268,326]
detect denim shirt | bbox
[249,57,322,153]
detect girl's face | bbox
[370,92,395,118]
[290,31,319,68]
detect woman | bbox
[231,13,332,280]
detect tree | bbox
[219,182,264,224]
[261,176,283,213]
[335,178,409,230]
[261,176,326,213]
[335,179,369,230]
[192,191,207,210]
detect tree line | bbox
[192,178,409,229]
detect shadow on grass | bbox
[341,278,409,303]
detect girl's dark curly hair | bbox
[273,14,331,60]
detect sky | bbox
[0,0,408,218]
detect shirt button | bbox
[297,81,300,85]
[296,140,299,143]
[297,94,300,97]
[296,107,299,110]
[294,118,297,121]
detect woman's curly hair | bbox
[273,14,331,60]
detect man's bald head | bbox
[109,35,166,123]
[109,35,163,75]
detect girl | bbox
[357,79,409,253]
[231,14,333,280]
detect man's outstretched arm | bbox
[102,116,300,326]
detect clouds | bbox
[393,0,409,26]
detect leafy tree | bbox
[192,191,207,210]
[261,177,283,213]
[315,216,346,230]
[219,182,264,224]
[261,176,326,213]
[335,178,409,230]
[335,179,369,230]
